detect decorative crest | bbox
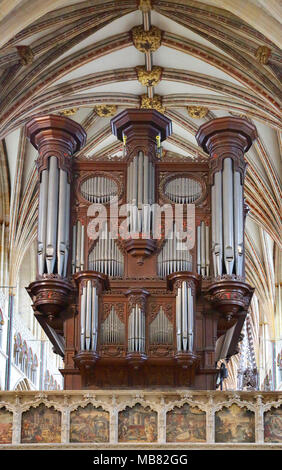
[132,25,162,52]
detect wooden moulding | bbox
[206,279,255,321]
[27,277,73,321]
[111,108,172,143]
[26,114,87,154]
[195,116,258,156]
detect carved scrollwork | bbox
[103,302,125,323]
[128,294,147,312]
[149,303,173,323]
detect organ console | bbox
[26,110,257,390]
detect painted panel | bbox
[0,408,13,444]
[70,404,109,442]
[215,404,255,442]
[21,404,61,443]
[264,406,282,443]
[118,404,157,442]
[166,403,206,442]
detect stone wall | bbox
[0,390,281,449]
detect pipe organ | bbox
[26,111,257,390]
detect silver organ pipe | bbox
[127,153,155,234]
[71,221,86,274]
[80,285,86,350]
[211,162,245,277]
[176,282,194,352]
[165,177,201,204]
[46,157,59,274]
[176,287,182,350]
[80,280,99,351]
[80,176,118,204]
[88,237,124,277]
[101,307,125,345]
[205,225,210,277]
[64,182,70,277]
[149,307,173,344]
[214,171,223,276]
[196,222,210,277]
[128,305,145,353]
[157,227,192,277]
[197,225,201,275]
[234,171,243,276]
[37,169,49,275]
[200,221,206,276]
[57,169,67,276]
[223,158,234,275]
[211,185,217,276]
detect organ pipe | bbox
[211,162,244,277]
[223,158,234,275]
[149,307,173,344]
[46,157,59,274]
[175,281,194,352]
[37,169,48,275]
[234,171,243,276]
[196,222,210,277]
[80,280,99,352]
[214,171,223,277]
[88,237,124,276]
[157,227,192,277]
[128,304,145,353]
[126,152,155,234]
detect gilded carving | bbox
[59,108,78,116]
[94,105,117,117]
[187,106,208,119]
[16,45,34,65]
[136,66,163,86]
[139,0,152,12]
[255,46,271,64]
[140,94,165,114]
[131,25,162,53]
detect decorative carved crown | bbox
[140,94,165,114]
[132,25,162,53]
[136,66,163,86]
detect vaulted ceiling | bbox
[0,1,281,356]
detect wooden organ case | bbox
[26,110,257,390]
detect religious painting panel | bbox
[166,403,206,442]
[70,404,109,442]
[215,404,255,443]
[264,406,282,443]
[21,403,61,443]
[0,407,13,444]
[118,404,157,442]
